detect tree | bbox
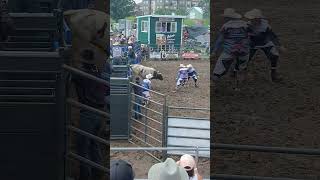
[154,7,188,16]
[110,0,135,21]
[198,0,209,18]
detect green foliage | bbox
[198,0,210,18]
[154,7,188,16]
[110,0,135,21]
[126,16,136,22]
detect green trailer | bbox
[136,15,185,59]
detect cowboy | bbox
[72,49,107,180]
[111,159,135,180]
[244,9,286,82]
[142,73,153,105]
[177,154,203,180]
[148,158,189,180]
[187,64,199,87]
[212,8,251,81]
[176,64,189,90]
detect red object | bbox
[182,52,200,60]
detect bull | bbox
[130,64,163,80]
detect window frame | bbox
[141,21,149,32]
[155,21,177,33]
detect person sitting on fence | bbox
[148,158,189,180]
[187,64,199,87]
[128,46,136,64]
[177,154,203,180]
[244,9,286,82]
[132,77,143,119]
[142,73,153,105]
[175,64,189,90]
[111,159,135,180]
[212,8,251,81]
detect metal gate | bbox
[63,65,110,179]
[129,82,167,159]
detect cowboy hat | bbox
[146,74,153,79]
[221,8,242,19]
[148,158,189,180]
[187,64,193,68]
[179,64,185,68]
[79,49,95,64]
[244,9,265,19]
[177,154,196,171]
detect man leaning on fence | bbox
[132,77,143,120]
[71,49,108,180]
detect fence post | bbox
[195,146,199,165]
[144,105,148,143]
[162,95,168,161]
[128,82,132,139]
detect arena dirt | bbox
[211,0,320,179]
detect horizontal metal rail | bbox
[168,106,210,111]
[67,98,110,118]
[128,140,162,162]
[131,110,162,125]
[131,101,163,116]
[62,64,110,85]
[168,116,209,121]
[131,93,163,106]
[110,147,210,151]
[211,174,303,180]
[130,134,160,148]
[68,152,109,174]
[130,82,165,97]
[131,118,162,135]
[167,135,210,140]
[168,125,209,131]
[131,126,161,144]
[212,143,320,155]
[68,126,109,146]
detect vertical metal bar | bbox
[128,81,132,139]
[144,105,148,143]
[162,95,168,161]
[195,146,199,165]
[64,70,71,178]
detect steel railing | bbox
[63,64,110,175]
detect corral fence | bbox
[129,82,168,160]
[63,64,110,177]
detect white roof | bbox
[137,14,186,19]
[190,7,204,14]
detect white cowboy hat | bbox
[221,8,242,19]
[177,154,196,171]
[179,64,185,68]
[148,158,189,180]
[146,74,153,79]
[244,9,265,19]
[128,46,133,49]
[187,64,193,68]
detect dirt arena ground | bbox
[111,59,210,178]
[211,0,320,179]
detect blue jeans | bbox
[77,109,103,180]
[133,97,142,119]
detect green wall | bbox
[137,17,149,44]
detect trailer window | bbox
[156,21,177,33]
[141,21,148,32]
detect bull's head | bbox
[152,71,163,80]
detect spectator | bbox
[148,158,189,180]
[177,154,203,180]
[128,46,136,64]
[132,77,143,120]
[111,159,135,180]
[72,49,107,180]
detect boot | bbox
[271,69,282,82]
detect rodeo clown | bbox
[212,8,251,81]
[175,64,189,90]
[186,64,199,87]
[142,73,153,105]
[244,9,286,82]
